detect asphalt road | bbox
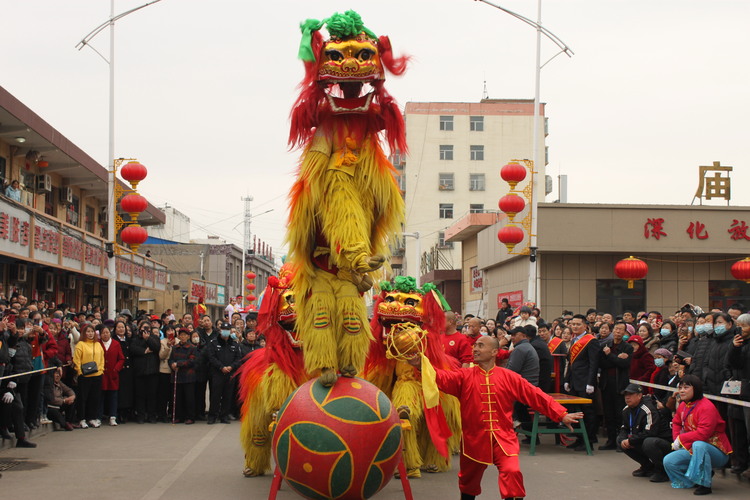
[1,422,748,499]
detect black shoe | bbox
[632,467,653,477]
[574,443,588,452]
[650,472,669,483]
[0,428,12,440]
[598,442,617,451]
[731,465,746,475]
[16,439,37,448]
[207,417,216,425]
[460,494,476,500]
[220,418,230,424]
[693,486,712,495]
[195,415,206,421]
[148,416,158,424]
[566,440,582,449]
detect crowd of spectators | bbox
[444,301,750,495]
[0,295,265,451]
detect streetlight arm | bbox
[76,0,164,51]
[474,0,574,57]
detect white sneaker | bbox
[109,416,118,426]
[79,420,89,429]
[40,417,52,425]
[88,419,101,428]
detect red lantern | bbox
[498,194,526,221]
[245,294,257,302]
[37,160,49,168]
[497,225,524,252]
[245,272,256,280]
[120,161,148,189]
[120,193,148,221]
[245,283,256,291]
[614,256,648,289]
[500,162,527,190]
[731,257,750,283]
[120,224,149,253]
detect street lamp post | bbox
[403,232,421,286]
[475,0,573,307]
[77,0,164,319]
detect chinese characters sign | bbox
[470,266,483,293]
[643,218,750,242]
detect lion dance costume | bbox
[363,276,462,478]
[237,264,309,477]
[286,10,407,387]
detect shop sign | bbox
[190,279,219,305]
[0,204,31,258]
[470,266,483,293]
[644,217,750,242]
[497,290,524,309]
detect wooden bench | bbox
[516,392,593,456]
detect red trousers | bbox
[458,437,525,499]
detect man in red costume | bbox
[410,335,582,500]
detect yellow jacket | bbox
[73,339,105,377]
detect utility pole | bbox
[241,195,254,308]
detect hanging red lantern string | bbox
[246,271,256,280]
[120,193,148,221]
[500,162,527,190]
[120,224,149,253]
[614,256,648,289]
[498,194,526,222]
[731,257,750,284]
[120,161,148,190]
[497,225,525,252]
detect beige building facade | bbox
[448,203,750,319]
[402,100,547,282]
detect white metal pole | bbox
[107,0,117,320]
[527,0,542,306]
[414,232,421,287]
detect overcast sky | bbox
[2,0,748,260]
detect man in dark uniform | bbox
[563,314,600,451]
[207,322,241,424]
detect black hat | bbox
[622,383,643,395]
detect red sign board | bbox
[497,290,524,309]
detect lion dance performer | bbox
[286,10,407,387]
[237,264,308,477]
[363,276,462,478]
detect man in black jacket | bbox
[194,314,218,419]
[598,322,633,450]
[616,383,672,483]
[526,325,553,393]
[207,322,242,424]
[130,322,161,423]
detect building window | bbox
[85,205,95,233]
[397,172,406,193]
[439,203,453,219]
[439,145,453,160]
[470,204,484,213]
[709,280,750,311]
[439,173,454,191]
[470,145,484,161]
[439,116,454,131]
[469,173,485,191]
[470,116,484,131]
[438,231,453,248]
[596,279,645,315]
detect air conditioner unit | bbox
[44,272,54,292]
[36,174,52,192]
[61,187,73,204]
[22,173,35,188]
[66,275,77,290]
[124,288,134,300]
[15,264,27,282]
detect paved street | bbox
[1,422,748,499]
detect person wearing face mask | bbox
[190,331,209,421]
[687,313,713,380]
[207,322,242,424]
[130,320,161,424]
[168,328,197,424]
[700,312,735,425]
[649,348,673,403]
[658,320,679,354]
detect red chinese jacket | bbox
[672,397,732,454]
[434,365,568,464]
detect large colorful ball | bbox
[272,377,403,500]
